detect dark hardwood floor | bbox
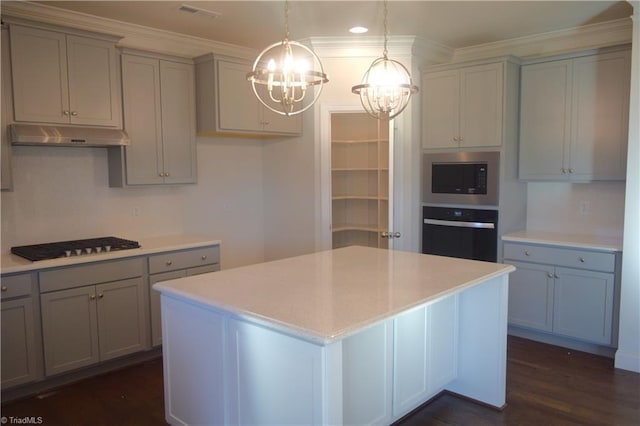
[2,336,639,425]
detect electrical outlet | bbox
[579,201,589,215]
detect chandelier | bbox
[247,0,328,116]
[352,0,418,120]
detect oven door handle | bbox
[423,218,495,229]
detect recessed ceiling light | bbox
[349,26,368,34]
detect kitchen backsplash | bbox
[526,181,626,238]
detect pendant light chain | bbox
[284,0,290,41]
[383,0,388,59]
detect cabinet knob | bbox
[524,250,530,256]
[561,168,567,174]
[63,110,70,116]
[569,168,575,174]
[166,260,173,266]
[380,231,389,238]
[579,257,585,263]
[90,294,96,300]
[547,272,554,278]
[453,137,459,142]
[165,172,170,177]
[392,232,401,238]
[1,286,7,292]
[554,273,560,279]
[201,255,207,260]
[99,293,104,298]
[71,111,78,116]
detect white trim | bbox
[0,1,255,59]
[453,18,633,62]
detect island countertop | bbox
[154,245,515,344]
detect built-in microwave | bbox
[423,151,500,206]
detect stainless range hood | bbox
[9,124,130,147]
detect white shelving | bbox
[331,113,389,249]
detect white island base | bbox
[155,247,513,425]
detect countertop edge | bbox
[502,232,622,252]
[1,235,222,275]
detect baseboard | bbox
[614,349,640,373]
[507,326,616,358]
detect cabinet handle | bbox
[201,255,207,260]
[165,172,170,177]
[453,137,459,142]
[579,257,585,263]
[561,168,567,174]
[554,273,560,279]
[1,286,7,292]
[569,168,575,174]
[166,260,173,266]
[71,111,78,116]
[90,294,96,300]
[524,250,530,256]
[63,110,70,116]
[99,293,104,298]
[547,272,554,278]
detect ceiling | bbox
[27,1,633,51]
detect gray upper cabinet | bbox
[195,54,302,137]
[9,24,122,128]
[422,62,504,150]
[109,51,197,186]
[1,26,14,191]
[519,48,631,181]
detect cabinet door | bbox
[216,59,262,132]
[260,106,303,135]
[459,63,503,148]
[41,286,99,376]
[10,25,70,124]
[1,26,14,191]
[569,51,630,181]
[422,69,459,149]
[1,298,38,389]
[121,54,164,184]
[519,59,572,180]
[159,60,197,184]
[553,267,614,345]
[507,261,554,332]
[150,270,187,347]
[96,278,149,360]
[66,35,121,127]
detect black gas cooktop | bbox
[11,237,141,261]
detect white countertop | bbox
[502,231,622,252]
[0,235,221,275]
[154,246,515,344]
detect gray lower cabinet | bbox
[504,242,618,346]
[1,272,43,389]
[39,257,148,376]
[149,245,221,346]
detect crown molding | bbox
[452,17,633,63]
[0,1,255,59]
[309,35,417,59]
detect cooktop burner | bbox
[11,237,141,261]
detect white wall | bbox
[526,182,626,238]
[615,0,640,373]
[1,137,266,269]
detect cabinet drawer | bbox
[39,257,144,293]
[1,273,35,300]
[504,243,615,272]
[148,246,220,274]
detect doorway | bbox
[325,108,393,249]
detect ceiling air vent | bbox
[178,4,222,19]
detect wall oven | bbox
[422,206,498,262]
[423,151,500,206]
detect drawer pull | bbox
[1,286,7,292]
[201,255,207,261]
[524,251,530,256]
[166,261,173,266]
[579,257,585,263]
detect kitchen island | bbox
[154,246,515,426]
